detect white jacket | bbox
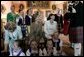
[44,20,58,39]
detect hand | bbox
[68,20,70,23]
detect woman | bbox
[63,9,70,35]
[41,39,57,56]
[39,37,46,56]
[44,14,58,39]
[3,22,23,55]
[55,9,63,33]
[26,39,39,56]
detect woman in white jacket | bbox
[44,14,58,39]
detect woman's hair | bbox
[30,39,38,45]
[46,39,54,47]
[8,22,16,31]
[14,40,21,47]
[11,5,15,10]
[19,9,22,13]
[26,9,29,14]
[47,14,55,20]
[26,8,32,14]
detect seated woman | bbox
[26,39,39,56]
[9,40,25,56]
[3,22,23,56]
[39,37,46,56]
[40,39,57,56]
[44,14,58,39]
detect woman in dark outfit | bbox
[47,9,63,33]
[63,11,71,35]
[55,12,63,33]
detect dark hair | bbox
[11,5,15,10]
[19,9,22,13]
[68,5,73,13]
[26,9,29,14]
[30,39,38,45]
[47,14,55,20]
[14,40,21,47]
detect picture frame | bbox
[27,1,50,9]
[63,2,68,14]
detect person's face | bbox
[29,9,33,15]
[11,6,15,12]
[30,41,38,49]
[14,42,18,49]
[47,41,53,49]
[50,15,55,23]
[20,11,24,16]
[40,38,45,43]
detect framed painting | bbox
[63,2,68,14]
[27,1,50,9]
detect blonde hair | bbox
[8,22,16,31]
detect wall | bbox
[1,1,67,22]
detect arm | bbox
[44,22,49,34]
[60,15,63,29]
[7,13,11,22]
[16,17,19,25]
[2,30,9,52]
[59,40,63,52]
[55,22,58,32]
[26,49,31,56]
[53,47,57,56]
[17,26,23,39]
